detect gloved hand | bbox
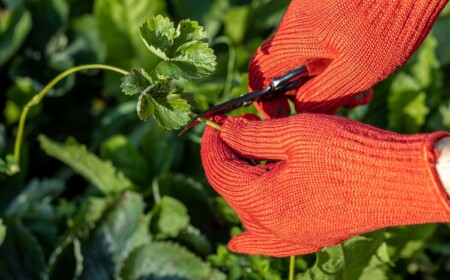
[201,114,450,257]
[249,0,449,118]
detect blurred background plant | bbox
[0,0,449,279]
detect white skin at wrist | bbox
[435,137,450,196]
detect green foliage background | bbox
[0,0,450,279]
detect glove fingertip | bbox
[228,232,323,257]
[255,98,291,119]
[344,88,374,109]
[228,232,255,253]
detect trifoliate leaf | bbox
[125,17,216,130]
[120,68,152,96]
[138,15,216,80]
[137,88,191,130]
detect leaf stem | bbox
[196,116,222,131]
[289,255,296,280]
[12,64,128,174]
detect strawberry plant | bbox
[1,0,450,279]
[121,15,217,129]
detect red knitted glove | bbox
[201,114,450,257]
[249,0,449,118]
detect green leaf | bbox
[385,224,437,260]
[81,191,149,279]
[150,196,190,238]
[139,16,216,80]
[38,135,133,195]
[0,5,31,67]
[155,173,218,238]
[5,178,64,216]
[65,15,107,65]
[120,68,152,96]
[100,134,151,187]
[222,6,250,44]
[171,19,209,54]
[137,92,156,121]
[45,31,75,77]
[138,15,175,60]
[155,41,217,79]
[4,77,41,125]
[120,241,226,280]
[48,238,83,280]
[1,179,65,252]
[137,89,191,130]
[411,35,441,88]
[47,196,112,278]
[93,0,166,67]
[251,0,290,30]
[388,72,429,133]
[141,125,184,178]
[0,218,46,279]
[426,102,450,131]
[178,225,213,256]
[0,154,19,175]
[25,0,69,52]
[124,16,216,129]
[70,196,113,237]
[297,232,390,280]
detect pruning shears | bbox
[179,58,330,136]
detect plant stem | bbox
[12,64,128,173]
[197,116,222,131]
[289,255,296,280]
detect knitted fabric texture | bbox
[249,0,449,118]
[201,114,450,257]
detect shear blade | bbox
[178,63,310,136]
